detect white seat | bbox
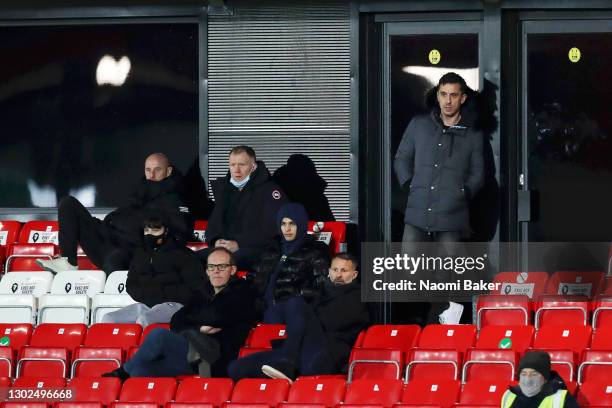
[91,270,136,324]
[37,270,106,324]
[0,272,53,323]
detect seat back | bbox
[118,377,177,403]
[343,379,403,407]
[535,295,590,328]
[30,323,87,350]
[462,349,518,383]
[476,295,530,329]
[533,325,592,358]
[49,270,107,296]
[578,350,612,384]
[492,271,549,299]
[307,221,346,254]
[6,243,58,272]
[103,271,129,294]
[174,377,233,405]
[459,380,514,406]
[592,296,612,330]
[230,379,290,405]
[17,347,68,377]
[545,271,605,297]
[0,323,33,350]
[67,377,122,405]
[0,220,22,246]
[591,325,612,350]
[577,381,612,407]
[417,325,476,354]
[19,221,59,244]
[244,324,287,348]
[0,272,53,296]
[361,325,421,352]
[401,379,461,408]
[475,325,535,354]
[84,323,142,350]
[71,346,123,377]
[287,378,346,406]
[348,348,403,381]
[406,349,461,381]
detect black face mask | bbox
[143,234,165,250]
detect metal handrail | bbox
[347,359,400,383]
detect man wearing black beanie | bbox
[501,351,579,408]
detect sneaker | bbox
[36,257,78,274]
[439,301,464,325]
[262,363,295,384]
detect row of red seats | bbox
[0,376,608,408]
[0,323,169,378]
[0,220,347,273]
[476,293,612,329]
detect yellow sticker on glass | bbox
[568,47,581,63]
[429,49,441,65]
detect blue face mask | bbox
[230,174,250,189]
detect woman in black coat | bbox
[228,203,330,381]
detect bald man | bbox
[37,153,193,275]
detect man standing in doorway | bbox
[394,72,484,323]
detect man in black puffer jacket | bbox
[37,153,192,275]
[197,145,288,270]
[101,215,205,327]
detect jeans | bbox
[123,328,195,377]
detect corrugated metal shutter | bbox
[207,3,351,221]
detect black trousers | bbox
[58,196,131,274]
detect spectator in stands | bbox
[101,215,205,327]
[501,351,579,408]
[37,153,192,275]
[103,247,257,380]
[198,145,288,270]
[227,209,367,381]
[394,72,484,324]
[272,154,335,221]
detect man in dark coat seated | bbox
[38,153,192,274]
[102,247,257,379]
[227,204,368,382]
[197,145,288,270]
[101,215,206,326]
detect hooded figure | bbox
[501,351,579,408]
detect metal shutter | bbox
[207,3,351,221]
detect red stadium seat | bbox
[344,379,403,407]
[406,349,461,381]
[578,350,612,384]
[532,349,576,383]
[76,246,99,271]
[417,325,476,354]
[458,380,514,406]
[534,295,590,329]
[491,271,549,298]
[360,325,421,351]
[461,349,518,383]
[545,271,605,298]
[18,222,59,244]
[577,381,612,407]
[65,377,122,406]
[592,296,612,330]
[244,325,287,348]
[0,220,22,247]
[307,221,346,254]
[401,379,461,408]
[533,325,591,359]
[238,347,269,358]
[229,379,290,406]
[11,376,67,401]
[285,377,346,407]
[141,324,170,344]
[30,323,87,351]
[17,347,69,378]
[113,377,177,407]
[5,243,58,272]
[3,403,50,408]
[475,325,535,354]
[591,326,612,350]
[348,348,403,381]
[174,377,234,406]
[71,347,123,377]
[0,323,33,351]
[84,324,142,350]
[476,295,530,329]
[193,220,208,243]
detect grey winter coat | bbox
[394,109,484,232]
